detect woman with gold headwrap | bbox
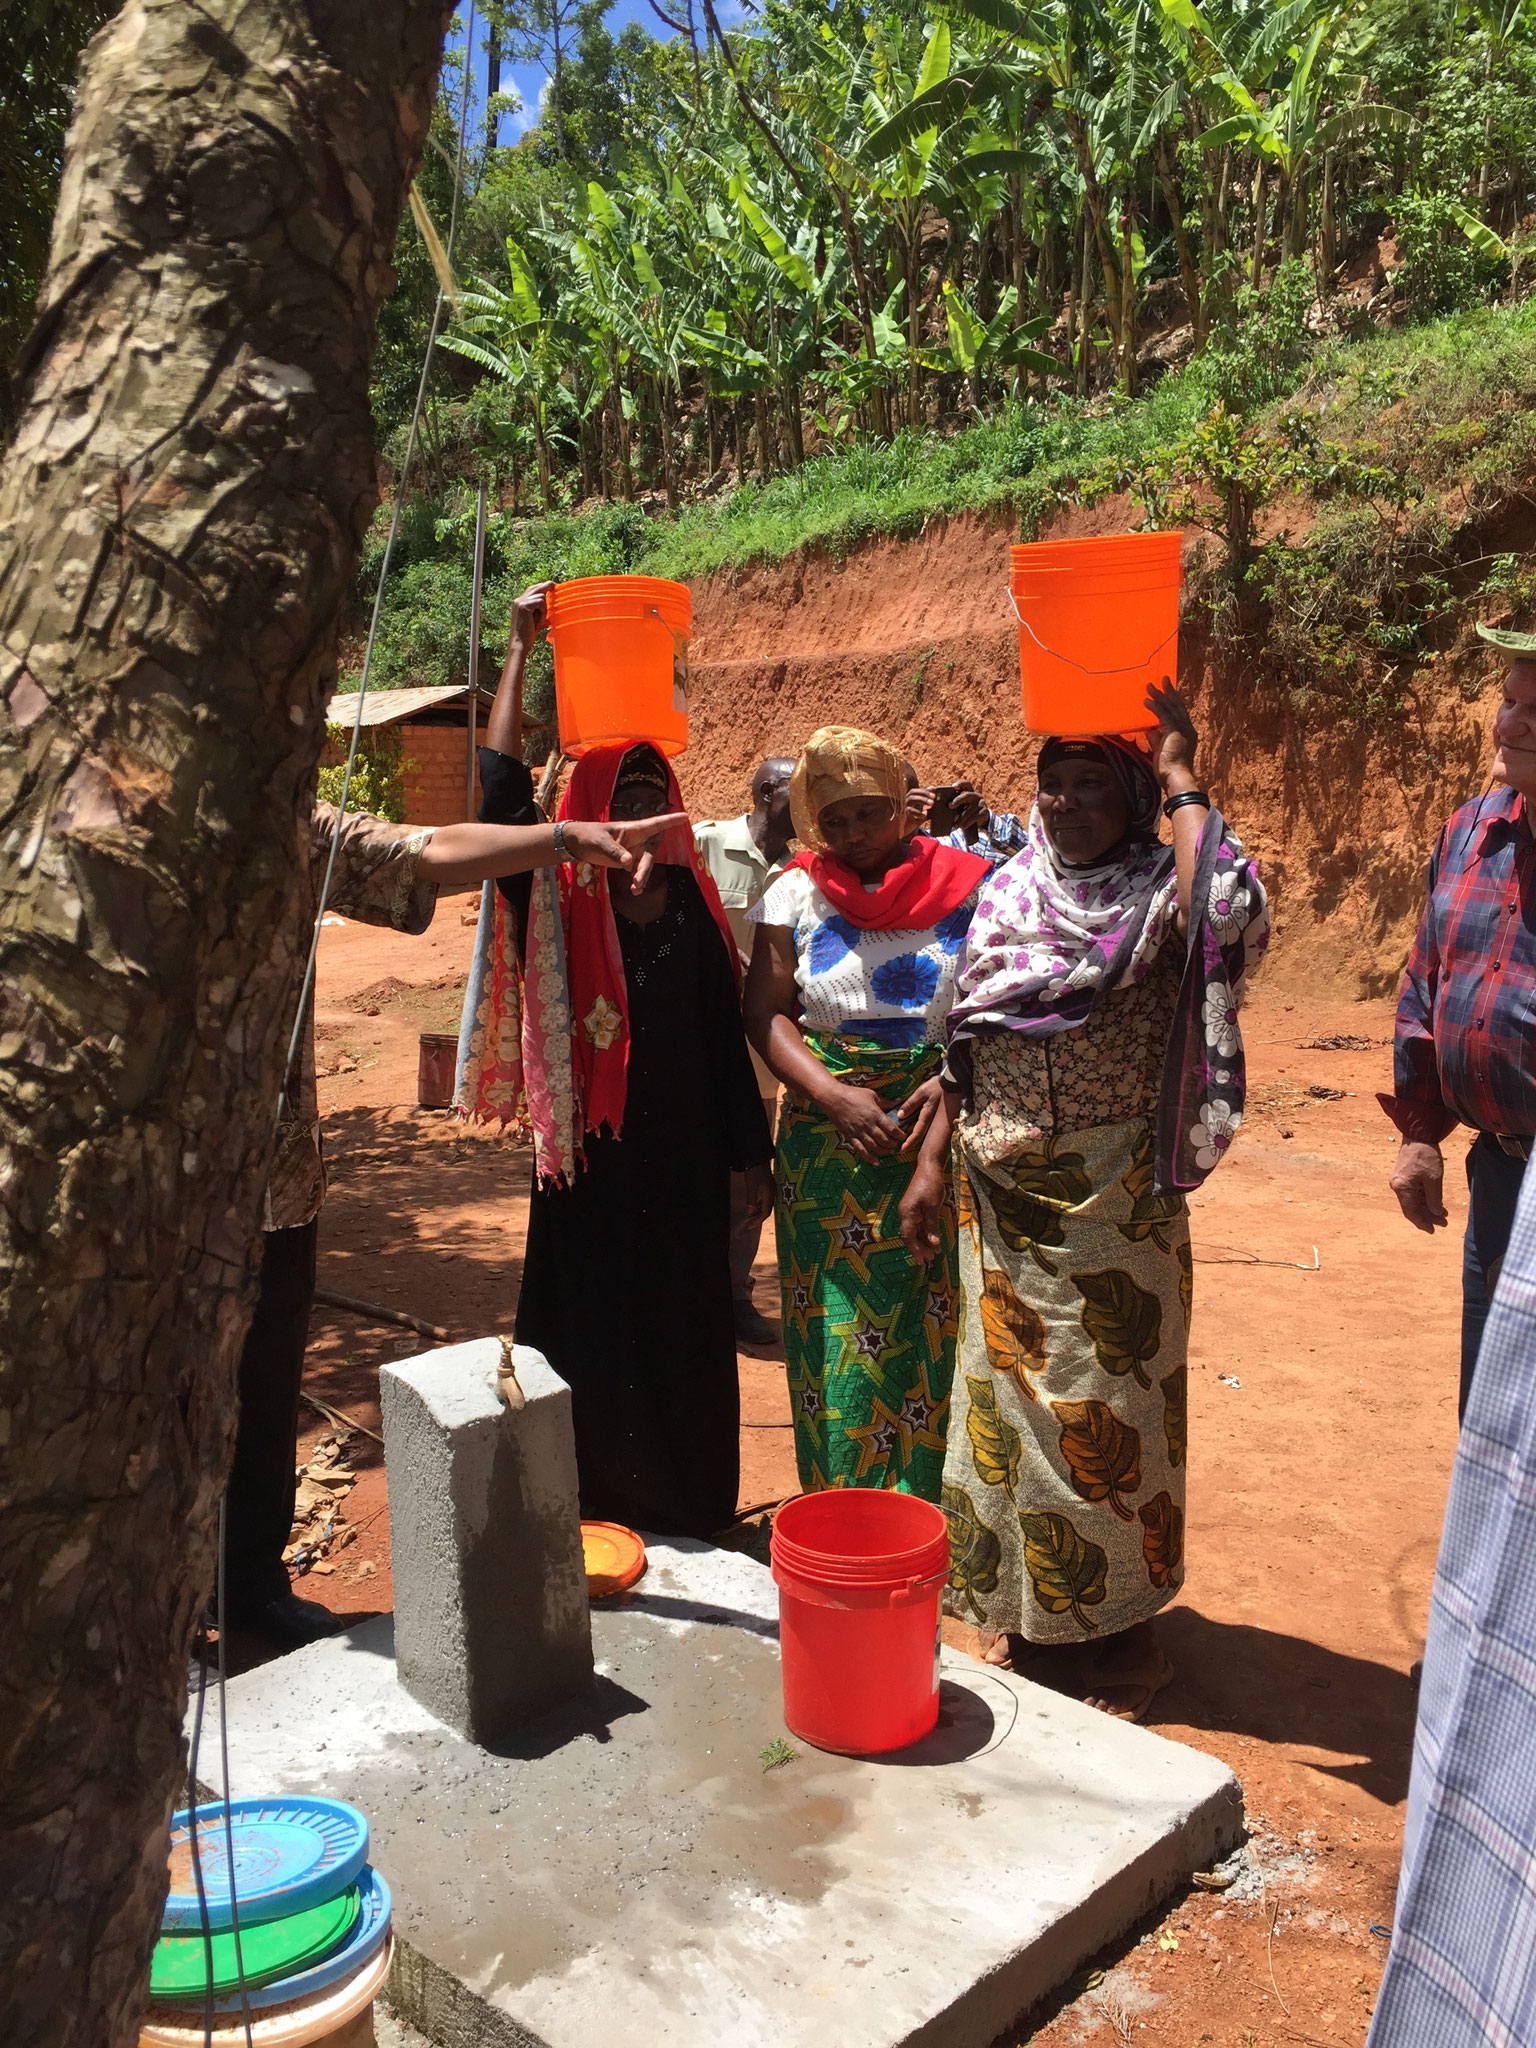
[743,727,991,1498]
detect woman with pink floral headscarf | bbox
[900,683,1267,1722]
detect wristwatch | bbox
[552,820,569,857]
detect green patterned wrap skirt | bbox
[775,1033,959,1499]
[942,1115,1190,1642]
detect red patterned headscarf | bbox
[556,744,739,1143]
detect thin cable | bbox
[276,0,480,1133]
[186,1622,214,2045]
[216,1499,255,2048]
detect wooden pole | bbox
[466,478,488,817]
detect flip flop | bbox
[1082,1649,1175,1724]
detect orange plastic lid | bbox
[581,1521,647,1599]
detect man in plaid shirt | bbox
[1384,623,1536,1416]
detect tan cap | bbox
[1477,622,1536,654]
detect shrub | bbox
[316,724,409,822]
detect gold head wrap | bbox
[789,726,908,853]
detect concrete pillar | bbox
[380,1338,593,1745]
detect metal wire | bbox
[215,1498,255,2047]
[275,1,480,1132]
[185,1621,214,2043]
[1006,591,1179,677]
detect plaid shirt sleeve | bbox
[942,809,1028,865]
[1379,791,1536,1143]
[1380,825,1460,1146]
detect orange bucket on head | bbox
[1009,531,1183,735]
[545,575,691,758]
[770,1489,949,1755]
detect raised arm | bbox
[1145,679,1205,935]
[485,580,553,759]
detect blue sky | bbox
[446,0,688,148]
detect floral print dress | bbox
[941,818,1268,1647]
[942,947,1194,1643]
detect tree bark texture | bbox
[0,4,450,2043]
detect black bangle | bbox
[1163,789,1210,819]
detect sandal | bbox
[1082,1646,1174,1724]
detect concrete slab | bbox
[212,1542,1240,2048]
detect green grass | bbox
[347,295,1536,696]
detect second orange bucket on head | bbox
[1009,530,1183,734]
[545,575,692,758]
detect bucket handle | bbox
[891,1564,950,1607]
[1006,590,1179,677]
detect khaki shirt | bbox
[265,804,437,1232]
[694,813,784,1097]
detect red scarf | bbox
[556,747,738,1143]
[788,835,990,932]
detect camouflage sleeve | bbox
[310,803,438,934]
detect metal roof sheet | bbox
[324,684,494,728]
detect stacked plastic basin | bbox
[139,1798,392,2048]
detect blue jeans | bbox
[1462,1134,1530,1420]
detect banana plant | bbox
[1158,0,1411,274]
[441,234,571,512]
[941,282,1065,404]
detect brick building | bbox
[325,684,496,827]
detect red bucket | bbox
[770,1490,949,1755]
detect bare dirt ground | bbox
[272,903,1463,2048]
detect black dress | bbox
[479,747,772,1536]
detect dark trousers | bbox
[224,1221,318,1614]
[728,1093,779,1303]
[1461,1135,1529,1420]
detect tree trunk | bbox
[782,380,804,468]
[831,180,887,438]
[551,7,566,161]
[1478,43,1494,207]
[1119,201,1138,396]
[754,388,775,479]
[657,384,679,508]
[1250,160,1270,287]
[1066,115,1122,354]
[905,228,923,429]
[1200,135,1233,337]
[1319,149,1337,294]
[1076,206,1094,395]
[0,4,449,2046]
[1156,136,1205,345]
[535,412,553,515]
[1286,163,1307,268]
[571,358,596,501]
[611,356,633,501]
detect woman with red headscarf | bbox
[742,725,991,1501]
[459,586,774,1537]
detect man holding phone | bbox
[905,766,1026,866]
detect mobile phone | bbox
[927,784,962,835]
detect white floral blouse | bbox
[749,866,983,1049]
